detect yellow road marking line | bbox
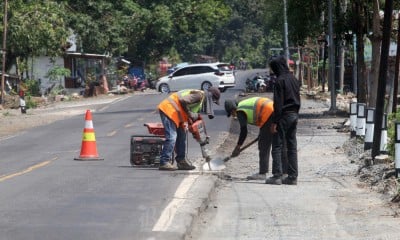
[0,157,56,182]
[107,130,117,137]
[125,123,134,128]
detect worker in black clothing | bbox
[265,55,301,185]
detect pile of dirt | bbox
[343,137,400,206]
[301,89,400,212]
[1,95,21,109]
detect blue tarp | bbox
[128,67,145,81]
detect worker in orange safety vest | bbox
[224,97,274,180]
[157,87,220,171]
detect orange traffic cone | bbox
[74,110,104,161]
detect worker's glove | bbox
[231,145,241,157]
[181,122,188,131]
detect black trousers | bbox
[271,112,299,178]
[258,119,273,174]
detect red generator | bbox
[130,123,165,167]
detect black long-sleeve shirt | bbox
[237,111,248,146]
[269,56,301,123]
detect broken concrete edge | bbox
[168,91,245,238]
[164,174,219,239]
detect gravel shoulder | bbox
[0,94,128,139]
[187,95,400,239]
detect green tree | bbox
[1,0,70,77]
[287,0,324,46]
[63,0,145,56]
[131,0,231,62]
[129,4,174,61]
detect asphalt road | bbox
[2,69,399,239]
[0,69,268,240]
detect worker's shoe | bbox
[265,176,282,185]
[246,173,266,180]
[159,162,177,171]
[177,160,196,170]
[282,176,297,185]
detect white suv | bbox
[156,62,236,93]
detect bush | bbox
[387,111,400,157]
[25,95,38,109]
[24,79,41,96]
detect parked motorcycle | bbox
[127,75,148,91]
[246,75,266,93]
[135,79,148,91]
[266,74,276,92]
[146,73,157,89]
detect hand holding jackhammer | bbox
[188,114,203,142]
[187,114,212,168]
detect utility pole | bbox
[352,34,357,95]
[1,0,8,106]
[392,13,400,113]
[328,0,336,111]
[283,0,290,61]
[372,0,393,158]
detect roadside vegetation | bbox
[0,1,395,84]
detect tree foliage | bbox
[7,1,69,57]
[0,0,324,70]
[0,0,398,75]
[287,0,324,46]
[0,0,70,74]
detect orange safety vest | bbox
[237,97,273,127]
[158,90,204,128]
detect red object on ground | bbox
[144,122,165,136]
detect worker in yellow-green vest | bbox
[224,97,274,180]
[157,87,221,171]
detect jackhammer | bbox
[188,116,212,170]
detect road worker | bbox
[224,97,274,180]
[158,87,220,170]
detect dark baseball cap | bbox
[224,99,237,117]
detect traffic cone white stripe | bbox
[85,121,94,129]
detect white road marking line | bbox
[152,174,199,232]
